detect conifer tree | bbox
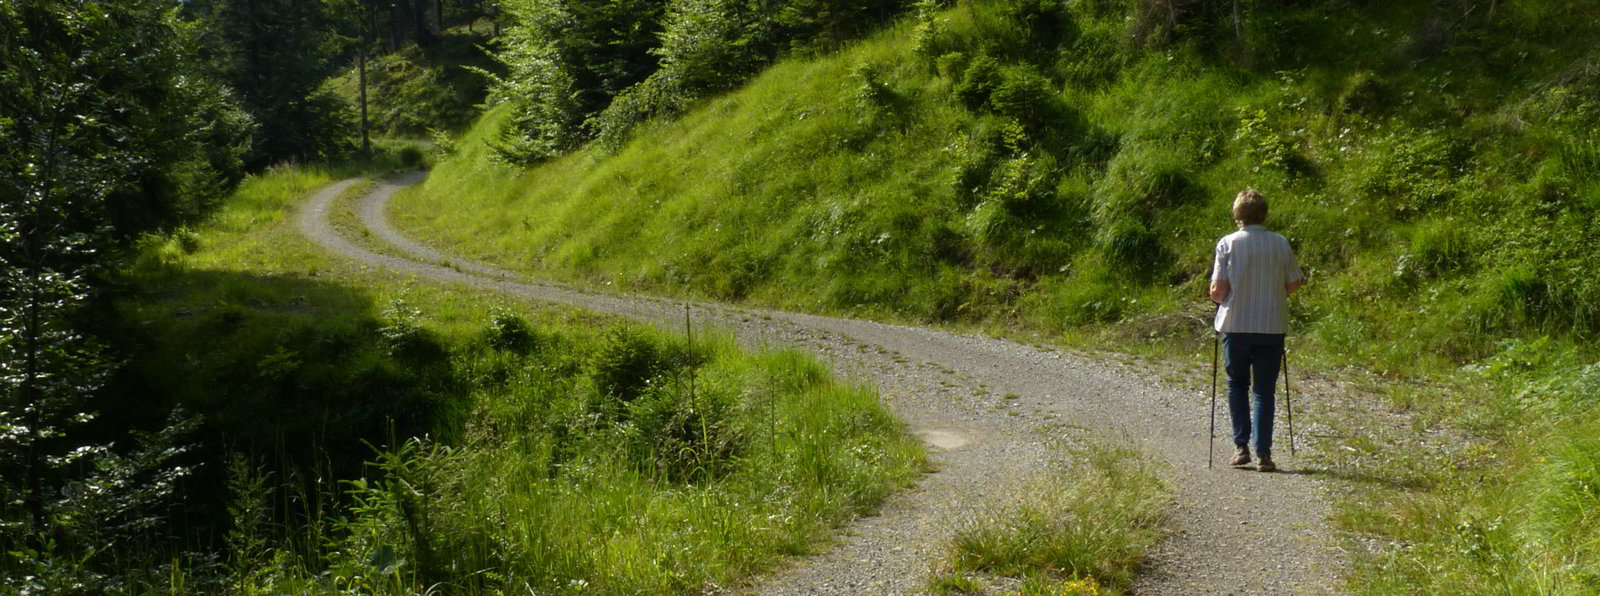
[1,0,245,589]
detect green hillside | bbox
[404,1,1599,367]
[393,0,1600,590]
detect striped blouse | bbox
[1212,225,1304,334]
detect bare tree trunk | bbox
[436,0,444,33]
[1233,0,1242,45]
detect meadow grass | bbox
[928,445,1170,596]
[124,160,925,593]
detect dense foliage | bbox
[0,0,253,590]
[483,0,914,164]
[184,0,356,167]
[333,31,499,137]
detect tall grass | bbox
[1339,417,1600,594]
[928,445,1170,595]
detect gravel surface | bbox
[298,174,1346,595]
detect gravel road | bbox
[298,173,1346,594]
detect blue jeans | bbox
[1223,332,1284,459]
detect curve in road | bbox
[297,173,1345,595]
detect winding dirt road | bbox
[298,173,1345,594]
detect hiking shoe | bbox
[1257,457,1277,473]
[1229,446,1251,467]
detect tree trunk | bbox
[390,2,401,50]
[1233,0,1242,45]
[23,259,45,542]
[20,99,62,545]
[414,0,429,41]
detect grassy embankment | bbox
[392,0,1600,591]
[120,156,925,593]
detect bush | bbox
[955,52,1003,110]
[484,309,539,353]
[852,62,908,128]
[589,325,683,402]
[623,379,742,482]
[398,145,425,168]
[359,34,497,137]
[380,300,447,363]
[988,64,1061,133]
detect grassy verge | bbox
[927,445,1170,596]
[120,161,924,593]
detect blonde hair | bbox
[1233,188,1268,226]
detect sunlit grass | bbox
[929,445,1170,595]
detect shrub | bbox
[484,309,539,353]
[588,325,697,403]
[997,0,1073,57]
[955,52,1003,109]
[988,64,1061,133]
[623,379,742,482]
[380,300,447,363]
[935,51,970,79]
[912,0,956,67]
[360,34,497,137]
[852,62,904,123]
[1337,70,1389,115]
[398,145,425,168]
[1235,108,1300,174]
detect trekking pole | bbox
[1283,348,1295,457]
[1209,330,1218,469]
[1208,302,1219,469]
